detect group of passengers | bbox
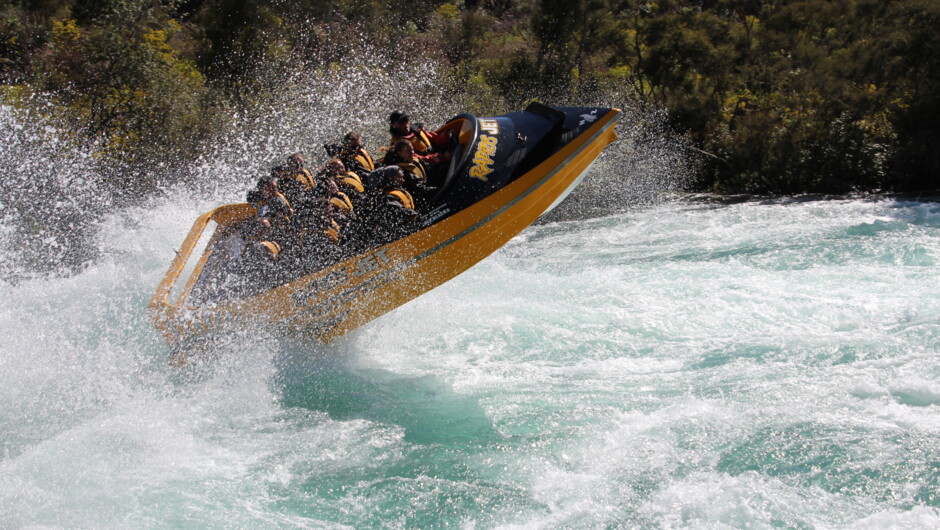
[241,111,455,275]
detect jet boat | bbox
[150,103,621,363]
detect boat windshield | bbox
[431,114,477,204]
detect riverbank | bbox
[3,0,938,198]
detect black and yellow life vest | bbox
[281,168,316,190]
[336,171,365,194]
[411,130,433,154]
[257,192,293,225]
[257,240,282,259]
[330,192,354,214]
[352,147,375,172]
[388,189,416,210]
[392,129,433,155]
[323,218,341,244]
[398,161,427,181]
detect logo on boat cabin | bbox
[480,119,499,135]
[579,109,599,127]
[470,134,498,181]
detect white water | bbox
[2,191,940,528]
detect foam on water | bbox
[4,194,940,527]
[340,198,940,527]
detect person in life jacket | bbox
[245,175,295,262]
[325,131,376,179]
[331,158,367,238]
[382,139,451,210]
[362,165,418,245]
[276,153,318,207]
[292,195,345,273]
[388,111,451,156]
[316,155,372,252]
[320,156,366,205]
[313,158,357,228]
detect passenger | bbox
[277,153,317,207]
[323,156,373,253]
[293,197,344,273]
[244,175,294,264]
[388,111,450,156]
[330,191,355,219]
[313,158,346,195]
[335,169,365,203]
[382,139,450,209]
[326,132,376,179]
[329,156,367,210]
[245,172,272,205]
[329,189,356,243]
[363,165,418,245]
[253,176,294,231]
[312,158,356,232]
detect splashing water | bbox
[540,106,694,222]
[0,102,110,280]
[3,66,939,527]
[181,57,484,202]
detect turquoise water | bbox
[2,195,940,528]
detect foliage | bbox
[1,0,938,196]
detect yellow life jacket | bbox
[323,219,341,243]
[411,130,433,154]
[275,191,291,209]
[392,130,433,155]
[398,161,427,181]
[258,240,281,259]
[282,168,316,190]
[330,192,354,214]
[388,189,416,210]
[258,192,292,225]
[353,148,375,172]
[337,171,365,193]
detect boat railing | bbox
[149,203,257,316]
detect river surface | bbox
[2,194,940,528]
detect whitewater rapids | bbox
[2,194,939,528]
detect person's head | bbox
[325,176,339,195]
[287,153,304,171]
[324,158,345,176]
[389,111,410,133]
[369,166,404,189]
[386,165,405,188]
[260,175,278,197]
[343,131,363,150]
[393,139,415,162]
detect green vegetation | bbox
[2,0,938,195]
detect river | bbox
[2,189,939,527]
